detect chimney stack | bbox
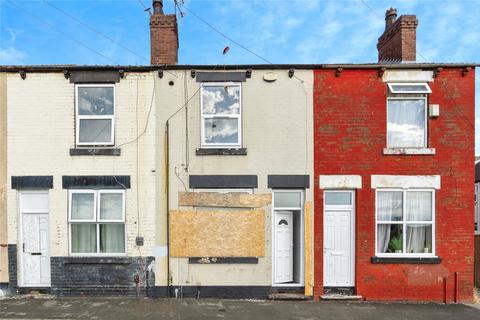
[377,8,418,63]
[150,0,178,65]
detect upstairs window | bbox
[386,83,430,148]
[75,84,115,146]
[200,83,241,148]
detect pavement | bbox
[1,297,480,320]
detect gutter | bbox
[0,63,477,73]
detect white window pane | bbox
[387,99,426,147]
[274,192,302,208]
[204,118,239,144]
[377,224,403,253]
[406,191,432,221]
[100,193,123,220]
[78,87,114,115]
[406,224,432,253]
[79,119,112,144]
[20,193,48,212]
[324,192,351,205]
[100,224,125,253]
[377,191,403,221]
[389,84,430,93]
[202,85,240,115]
[71,224,97,253]
[71,193,95,220]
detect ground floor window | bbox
[376,189,435,256]
[69,189,126,255]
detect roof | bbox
[0,63,477,73]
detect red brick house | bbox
[313,9,476,302]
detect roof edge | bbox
[0,63,477,73]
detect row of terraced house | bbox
[0,2,477,302]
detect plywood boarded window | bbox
[169,209,265,257]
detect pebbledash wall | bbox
[313,66,476,302]
[4,71,157,296]
[154,68,315,298]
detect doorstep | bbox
[320,294,363,301]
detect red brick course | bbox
[150,13,178,65]
[313,68,476,302]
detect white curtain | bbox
[377,191,402,253]
[406,192,431,221]
[71,224,96,253]
[406,192,432,253]
[100,224,125,253]
[406,225,432,253]
[387,99,425,147]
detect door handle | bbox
[23,243,25,253]
[31,253,42,256]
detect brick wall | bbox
[475,234,480,287]
[150,14,178,65]
[7,245,17,291]
[50,256,154,296]
[313,68,475,302]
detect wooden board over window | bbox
[169,209,265,257]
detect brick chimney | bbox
[377,8,418,63]
[150,0,178,65]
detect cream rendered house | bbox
[154,66,314,298]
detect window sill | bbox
[196,148,247,156]
[189,257,258,264]
[70,148,121,156]
[63,257,129,264]
[371,256,441,264]
[383,148,436,155]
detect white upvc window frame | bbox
[271,189,305,287]
[323,189,355,208]
[386,96,428,148]
[75,83,116,146]
[68,189,97,223]
[375,188,436,258]
[200,82,242,148]
[68,189,126,256]
[387,82,432,94]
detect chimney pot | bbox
[385,7,397,29]
[153,0,163,15]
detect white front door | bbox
[274,211,293,283]
[323,191,355,287]
[20,192,50,287]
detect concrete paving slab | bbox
[0,297,479,320]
